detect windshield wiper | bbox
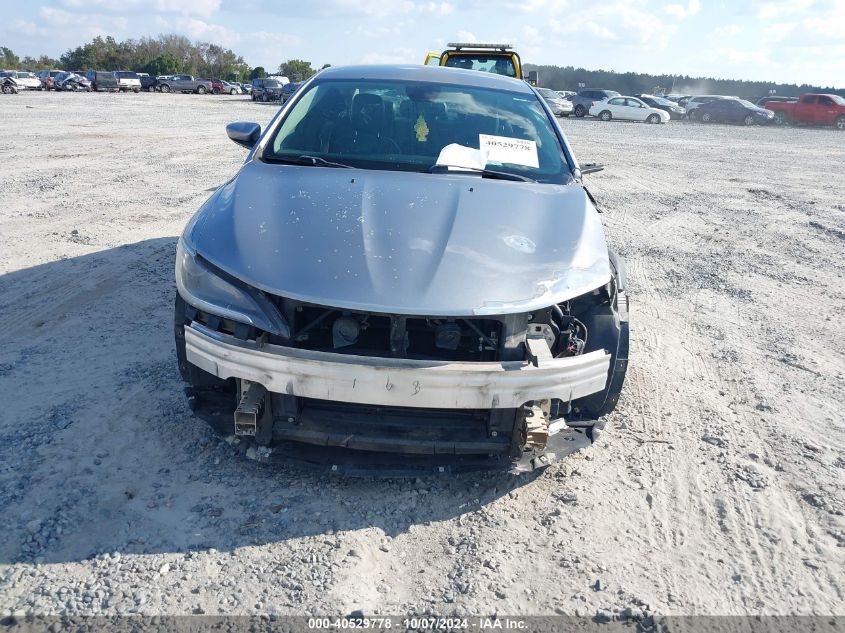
[270,155,353,169]
[427,164,535,182]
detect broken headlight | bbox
[175,238,289,337]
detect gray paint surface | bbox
[186,161,610,316]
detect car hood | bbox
[186,161,611,316]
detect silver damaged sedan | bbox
[174,64,629,475]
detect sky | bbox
[1,0,844,87]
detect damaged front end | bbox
[174,250,628,475]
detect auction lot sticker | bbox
[479,134,539,168]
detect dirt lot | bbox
[0,91,843,619]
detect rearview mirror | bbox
[226,122,261,149]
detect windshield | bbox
[649,96,674,106]
[828,94,845,105]
[737,99,756,108]
[442,55,517,78]
[265,78,571,184]
[264,79,282,87]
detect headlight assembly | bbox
[175,238,290,337]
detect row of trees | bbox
[8,39,840,96]
[1,38,326,84]
[524,63,845,99]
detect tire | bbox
[230,88,237,95]
[133,87,140,93]
[774,111,788,125]
[646,113,660,124]
[213,88,220,95]
[196,86,207,94]
[835,116,845,131]
[161,84,171,93]
[687,109,698,121]
[262,93,268,102]
[599,110,612,121]
[743,114,755,126]
[574,104,586,117]
[701,111,713,123]
[1,83,13,94]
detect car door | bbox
[623,98,647,121]
[797,94,816,123]
[605,97,626,118]
[816,96,836,125]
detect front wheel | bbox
[599,110,612,121]
[835,116,845,130]
[160,84,171,93]
[196,86,207,94]
[574,104,586,117]
[646,113,660,124]
[230,88,237,95]
[743,114,755,126]
[701,111,712,123]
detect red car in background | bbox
[766,93,845,129]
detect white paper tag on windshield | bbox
[479,134,539,168]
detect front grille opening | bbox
[282,302,502,361]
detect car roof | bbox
[316,64,533,93]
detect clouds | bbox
[0,0,842,87]
[59,0,221,17]
[665,0,700,19]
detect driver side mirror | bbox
[226,122,261,149]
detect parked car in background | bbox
[212,79,241,95]
[54,72,92,91]
[37,69,65,90]
[0,73,20,94]
[113,71,141,92]
[695,98,775,125]
[137,73,158,92]
[755,95,797,108]
[536,87,573,116]
[1,70,40,90]
[571,89,621,117]
[280,81,303,102]
[86,71,119,92]
[636,94,685,119]
[239,82,252,95]
[157,75,212,94]
[556,90,576,99]
[684,95,735,119]
[765,93,845,128]
[251,76,286,101]
[589,96,670,123]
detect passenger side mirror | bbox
[581,163,605,175]
[226,122,261,149]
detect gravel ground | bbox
[0,91,843,620]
